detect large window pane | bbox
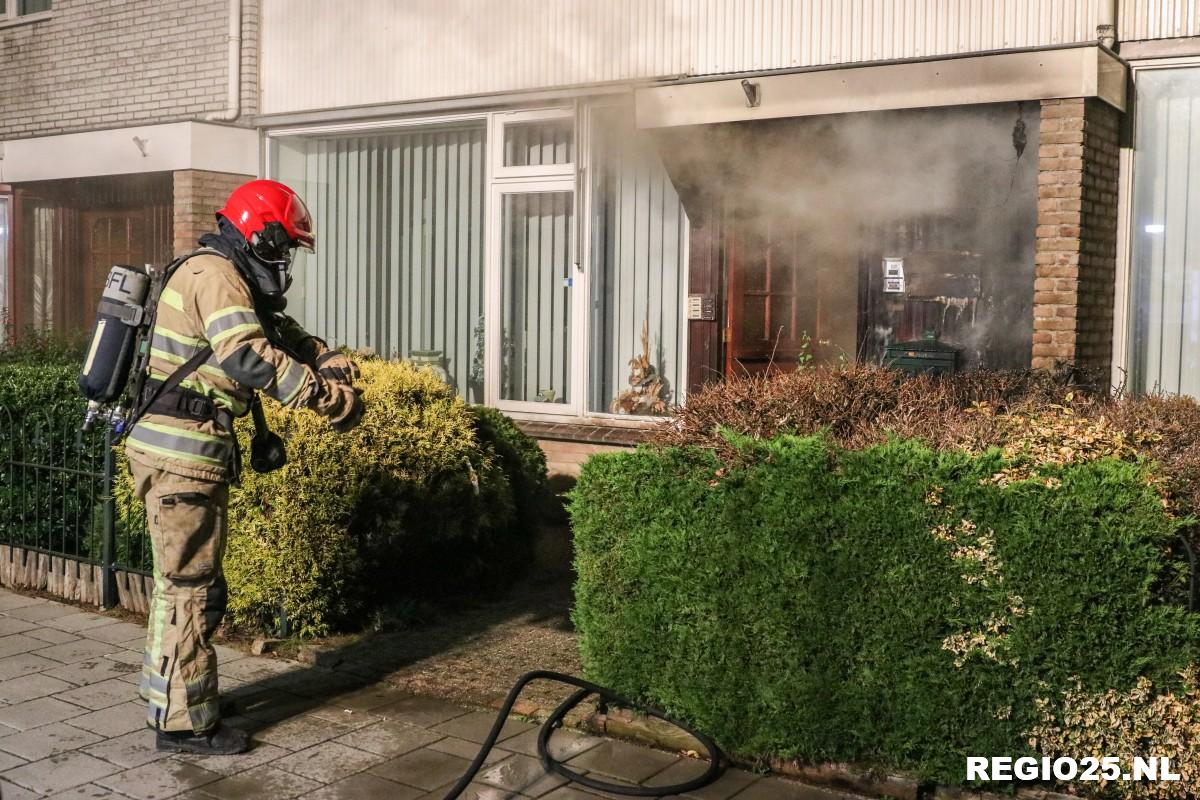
[500,191,573,404]
[588,105,688,415]
[503,119,574,167]
[1130,68,1200,398]
[18,0,51,14]
[274,123,487,401]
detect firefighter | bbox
[125,179,362,755]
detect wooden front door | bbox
[82,211,146,328]
[724,219,810,376]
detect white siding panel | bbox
[1122,0,1200,41]
[262,0,1106,116]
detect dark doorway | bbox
[10,173,172,335]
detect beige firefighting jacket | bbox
[125,250,339,482]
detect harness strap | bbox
[141,379,234,433]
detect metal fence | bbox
[0,404,151,609]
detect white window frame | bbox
[1112,56,1200,394]
[485,108,583,416]
[491,108,577,180]
[0,0,53,27]
[264,102,686,422]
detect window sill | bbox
[512,417,660,447]
[0,11,53,30]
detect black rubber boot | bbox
[156,722,249,755]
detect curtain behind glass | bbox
[276,124,487,401]
[0,198,8,326]
[588,105,688,415]
[1130,68,1200,398]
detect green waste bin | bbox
[884,330,959,376]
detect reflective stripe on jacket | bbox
[125,251,325,482]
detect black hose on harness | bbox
[443,670,726,799]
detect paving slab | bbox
[431,709,536,744]
[373,694,471,727]
[0,748,26,771]
[101,649,145,667]
[45,612,121,634]
[78,621,148,645]
[32,638,123,665]
[96,759,222,800]
[427,736,510,766]
[0,618,37,637]
[332,719,442,757]
[501,726,603,762]
[273,740,387,783]
[418,781,515,800]
[567,739,681,784]
[0,776,41,800]
[0,696,89,731]
[370,747,473,791]
[476,752,570,796]
[0,594,45,611]
[253,713,357,751]
[650,758,761,799]
[733,776,858,800]
[201,764,321,800]
[302,771,425,800]
[1,749,121,795]
[67,702,151,738]
[55,676,143,711]
[0,634,49,658]
[23,627,82,645]
[326,684,412,712]
[172,742,290,776]
[43,783,129,800]
[82,727,171,768]
[0,721,103,760]
[0,671,76,705]
[4,603,77,623]
[0,652,61,681]
[46,657,141,687]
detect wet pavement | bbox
[0,588,858,800]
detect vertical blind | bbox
[501,191,574,404]
[588,106,689,414]
[1131,68,1200,398]
[277,124,488,401]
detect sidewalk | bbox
[0,588,858,800]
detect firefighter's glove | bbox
[315,350,361,385]
[328,383,365,434]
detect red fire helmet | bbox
[216,179,315,251]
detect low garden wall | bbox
[571,367,1200,799]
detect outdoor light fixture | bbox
[1145,223,1165,234]
[741,79,761,108]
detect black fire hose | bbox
[444,670,726,799]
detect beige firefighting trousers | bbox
[130,458,228,733]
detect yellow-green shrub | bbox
[1029,673,1200,799]
[118,360,545,635]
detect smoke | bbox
[653,101,1041,370]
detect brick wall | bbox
[537,439,633,479]
[172,169,252,254]
[1033,98,1122,377]
[0,0,259,139]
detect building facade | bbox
[3,1,1199,472]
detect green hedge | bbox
[119,359,548,635]
[0,346,547,635]
[570,433,1200,784]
